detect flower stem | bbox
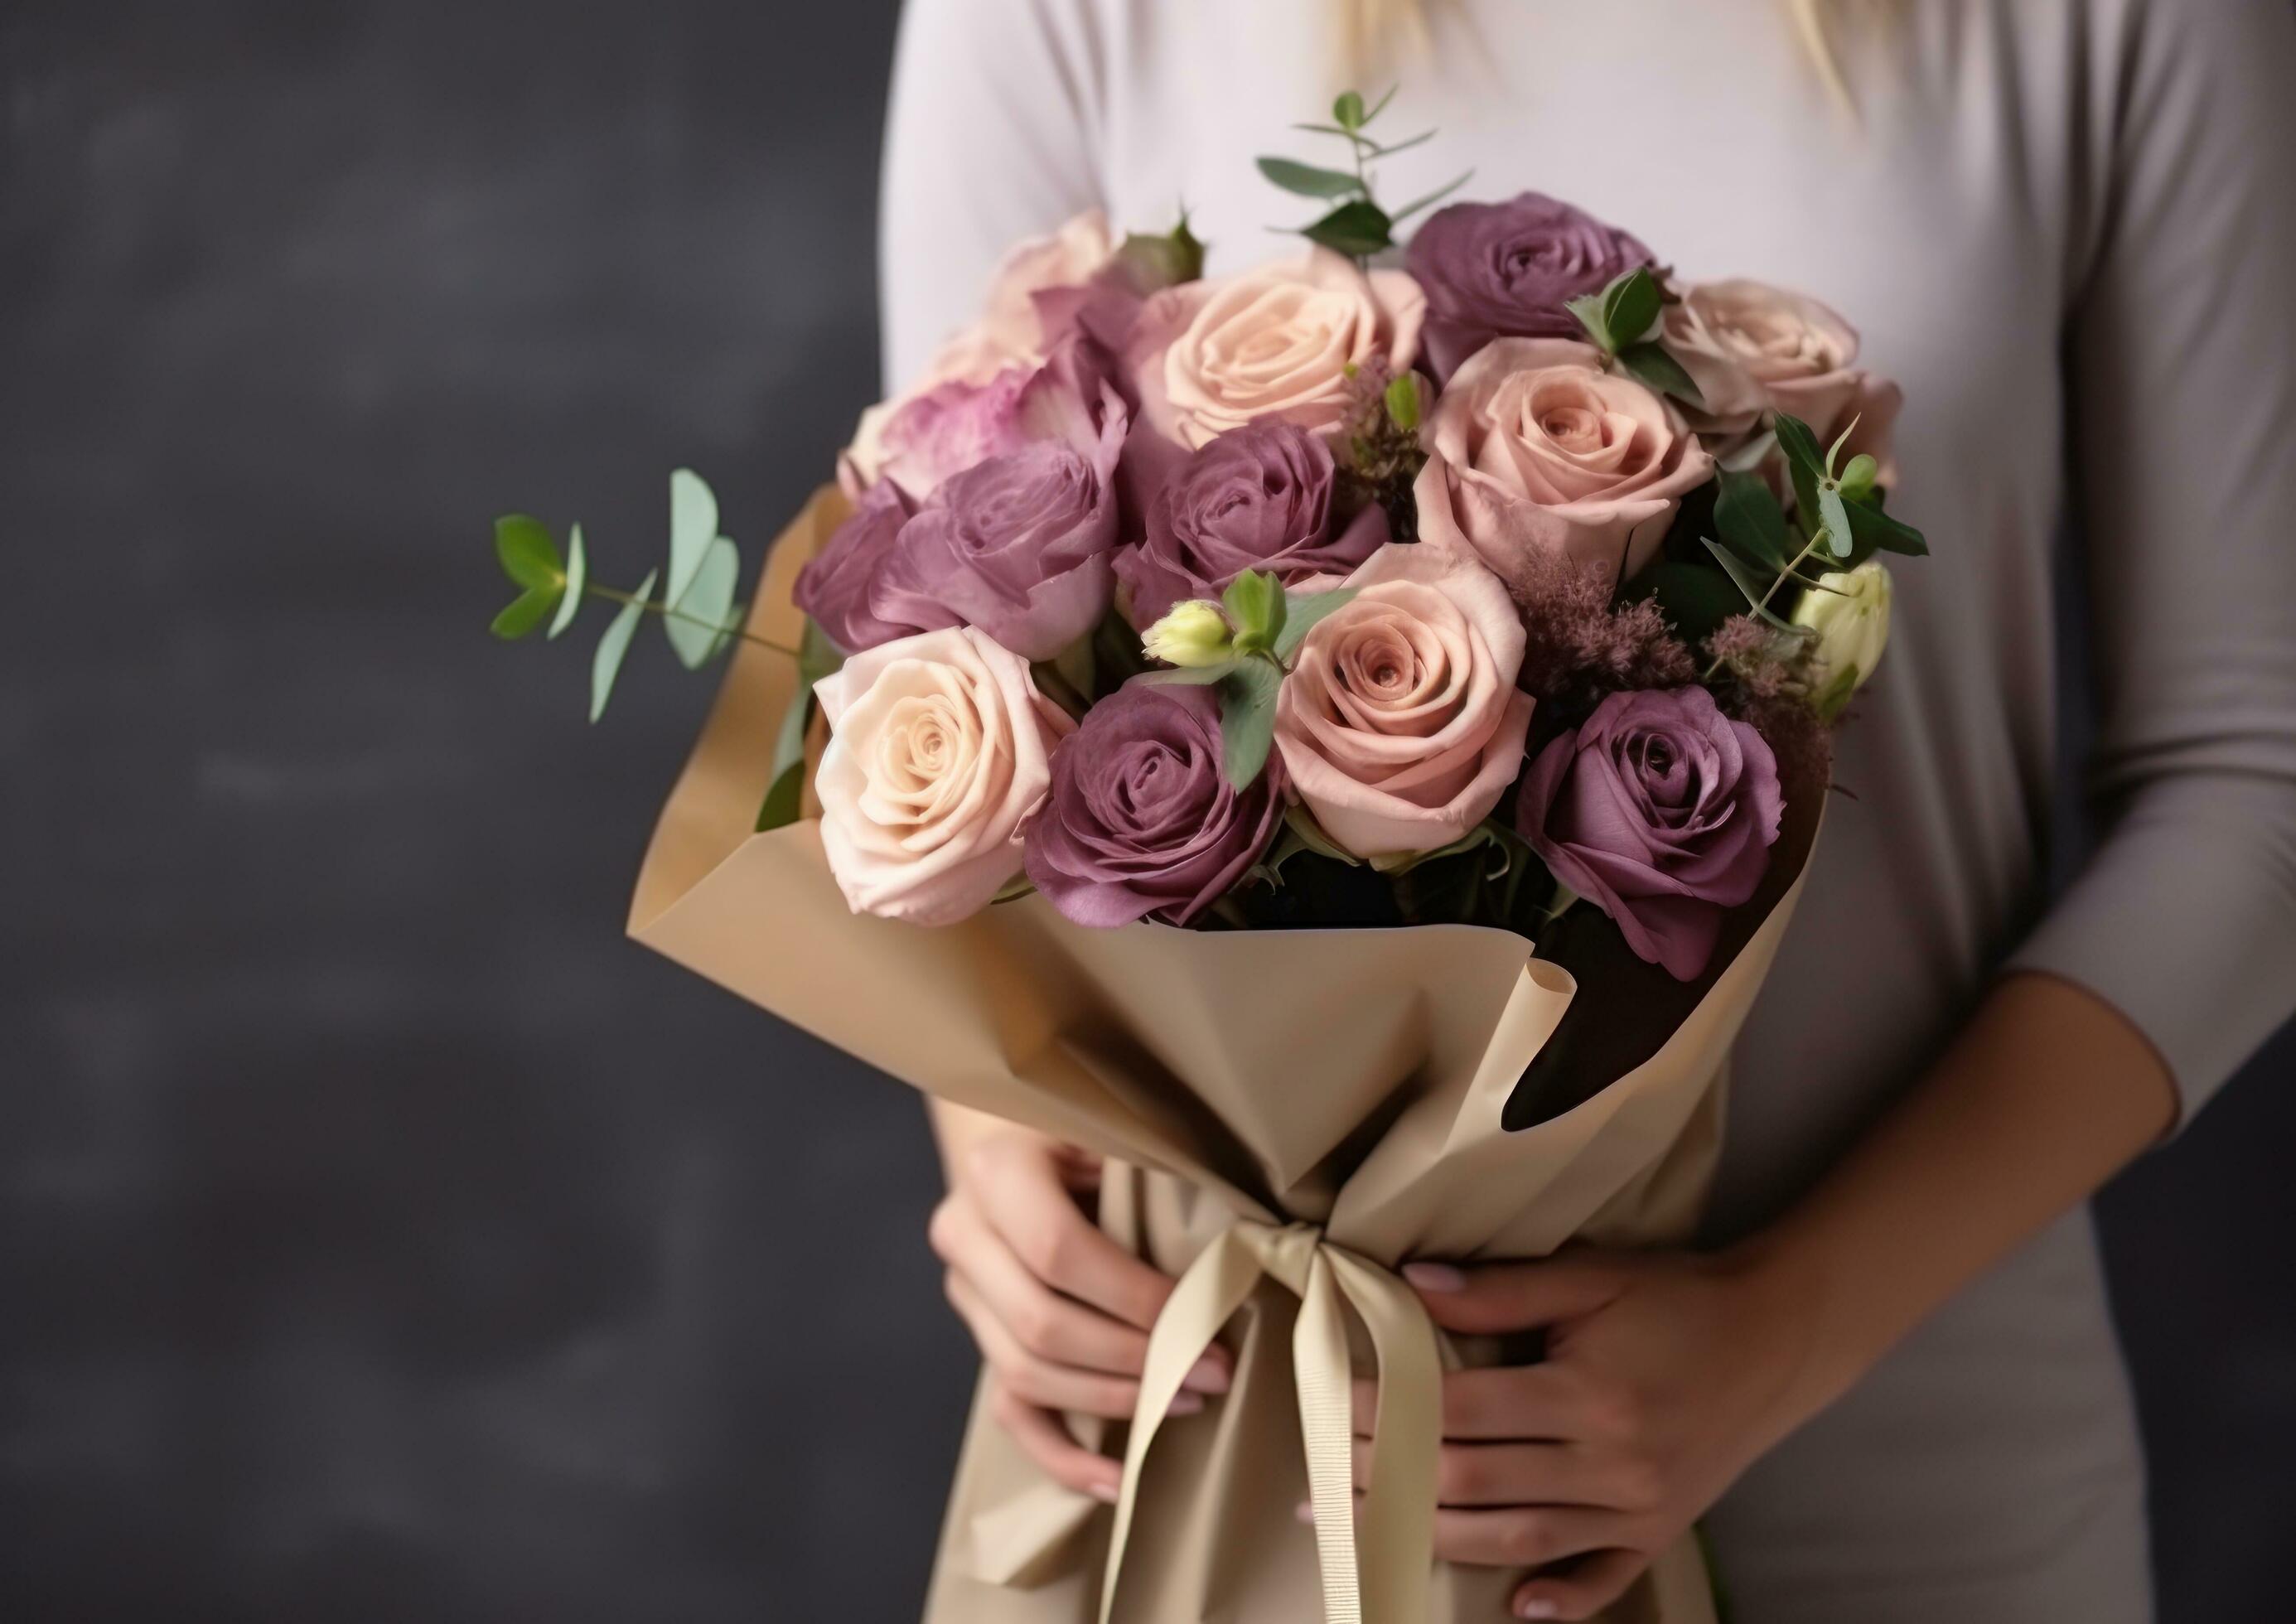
[585,582,799,660]
[1703,531,1828,680]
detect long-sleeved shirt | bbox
[874,2,2296,1617]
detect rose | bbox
[792,480,921,655]
[812,626,1075,926]
[1115,421,1390,628]
[871,398,1128,662]
[1023,682,1285,927]
[1126,248,1426,452]
[1414,337,1714,597]
[1274,542,1535,858]
[1404,192,1656,381]
[1515,686,1784,981]
[864,326,1124,500]
[843,210,1114,491]
[1792,560,1893,713]
[1660,279,1902,477]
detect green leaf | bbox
[490,584,560,640]
[1300,200,1395,258]
[1816,486,1854,561]
[1282,802,1362,864]
[1257,157,1364,199]
[1368,128,1435,159]
[494,515,560,590]
[1599,268,1663,349]
[1842,495,1928,563]
[1772,413,1827,529]
[1700,538,1812,636]
[664,534,740,669]
[589,568,656,723]
[666,468,718,611]
[1139,660,1239,687]
[1637,561,1743,645]
[1713,471,1792,571]
[1383,373,1422,432]
[1617,341,1704,408]
[546,524,587,640]
[1216,660,1283,789]
[1114,218,1205,291]
[756,617,844,831]
[1222,569,1285,650]
[1272,587,1361,660]
[1565,292,1613,351]
[1390,169,1474,225]
[1333,89,1367,129]
[1361,84,1399,123]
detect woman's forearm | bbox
[1733,970,2178,1423]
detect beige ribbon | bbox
[1098,1221,1443,1624]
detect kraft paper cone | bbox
[631,489,1820,1624]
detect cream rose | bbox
[843,211,1114,491]
[1127,248,1427,451]
[1274,542,1534,859]
[1414,337,1714,597]
[812,626,1075,925]
[1662,278,1901,478]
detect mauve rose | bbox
[1023,682,1285,927]
[1515,686,1784,982]
[867,327,1125,500]
[1115,422,1390,629]
[792,480,922,655]
[1274,542,1535,858]
[1405,193,1656,381]
[1661,279,1901,480]
[1415,337,1714,597]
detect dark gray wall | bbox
[1,3,2288,1620]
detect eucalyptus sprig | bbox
[1138,569,1360,787]
[1565,265,1706,410]
[489,469,787,723]
[1257,86,1472,262]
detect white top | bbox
[875,3,2296,1614]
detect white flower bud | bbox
[1793,560,1892,713]
[1142,600,1235,668]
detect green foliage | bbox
[1113,215,1206,291]
[1713,471,1791,571]
[1816,485,1854,561]
[547,524,587,640]
[1261,86,1467,263]
[590,569,657,723]
[1258,157,1364,199]
[1601,267,1663,349]
[1700,538,1812,636]
[1222,569,1286,654]
[494,515,560,589]
[665,534,740,669]
[1302,200,1397,258]
[1383,372,1423,433]
[756,617,843,831]
[491,584,560,640]
[666,468,718,609]
[1216,659,1283,789]
[1637,560,1743,645]
[1272,587,1360,660]
[1617,341,1704,408]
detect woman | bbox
[884,2,2296,1619]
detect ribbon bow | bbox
[1099,1220,1443,1624]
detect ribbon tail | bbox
[1293,1252,1366,1624]
[1327,1246,1443,1624]
[1097,1229,1266,1624]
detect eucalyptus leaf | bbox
[1700,539,1811,635]
[756,617,843,830]
[1272,587,1360,660]
[1257,157,1364,199]
[1617,341,1704,408]
[1362,84,1399,123]
[1216,660,1283,788]
[1333,89,1367,128]
[494,515,560,590]
[1714,471,1791,570]
[589,568,656,723]
[666,468,718,611]
[546,524,587,640]
[1843,495,1929,561]
[490,584,560,640]
[1390,169,1474,225]
[1774,413,1827,529]
[1565,292,1612,351]
[1816,486,1854,561]
[1599,268,1663,349]
[1300,200,1395,258]
[664,534,740,669]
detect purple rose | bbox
[1405,193,1656,381]
[1515,687,1783,981]
[793,480,924,655]
[1024,683,1285,927]
[870,327,1127,501]
[1114,422,1390,628]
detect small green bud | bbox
[1837,453,1880,501]
[1384,372,1423,433]
[1221,569,1287,655]
[1142,600,1235,668]
[1334,89,1367,130]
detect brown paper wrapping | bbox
[630,489,1820,1624]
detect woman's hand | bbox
[1350,1248,1827,1622]
[927,1114,1231,1501]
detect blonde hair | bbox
[1345,0,1872,114]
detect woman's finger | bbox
[1351,1365,1588,1443]
[945,1274,1163,1419]
[1350,1438,1649,1510]
[1429,1505,1641,1569]
[933,1191,1162,1378]
[1404,1255,1627,1337]
[966,1139,1179,1332]
[1510,1547,1650,1621]
[987,1381,1120,1504]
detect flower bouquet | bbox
[490,89,1923,1624]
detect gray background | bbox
[2,2,2289,1619]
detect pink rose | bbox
[1661,279,1901,480]
[812,626,1075,926]
[1274,543,1535,859]
[1127,249,1426,452]
[1414,337,1714,597]
[843,211,1114,491]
